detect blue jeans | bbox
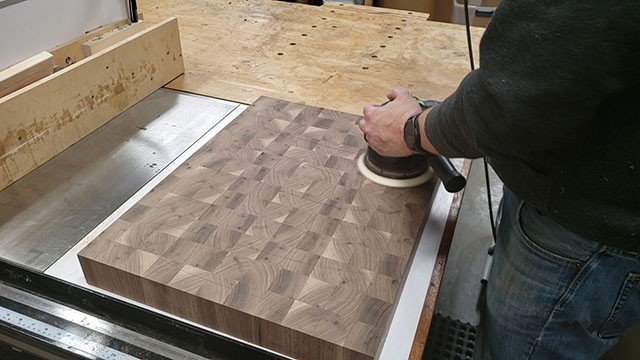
[476,187,640,359]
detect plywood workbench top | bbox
[137,0,482,115]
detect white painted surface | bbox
[0,0,128,69]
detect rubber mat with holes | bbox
[423,314,477,360]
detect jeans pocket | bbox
[515,201,584,267]
[598,272,640,338]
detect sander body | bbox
[358,148,466,192]
[358,98,466,192]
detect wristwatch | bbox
[403,99,439,154]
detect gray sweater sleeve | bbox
[425,0,639,160]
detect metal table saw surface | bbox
[0,88,459,359]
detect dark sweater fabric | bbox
[426,0,640,252]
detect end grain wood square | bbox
[78,97,437,360]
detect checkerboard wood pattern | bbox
[78,96,436,360]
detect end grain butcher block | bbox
[78,96,437,360]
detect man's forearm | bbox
[422,0,636,161]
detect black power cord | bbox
[463,0,497,289]
[463,0,497,243]
[463,0,476,72]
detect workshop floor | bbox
[434,159,640,359]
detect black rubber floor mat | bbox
[423,314,477,360]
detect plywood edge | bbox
[0,52,54,99]
[324,2,430,19]
[48,18,131,69]
[0,17,184,191]
[82,21,148,57]
[48,13,146,69]
[374,0,435,16]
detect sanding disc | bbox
[357,153,433,188]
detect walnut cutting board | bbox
[78,97,437,360]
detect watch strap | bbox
[404,112,430,154]
[404,99,440,154]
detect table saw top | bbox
[0,2,481,359]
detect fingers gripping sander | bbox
[357,99,466,192]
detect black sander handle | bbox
[427,154,466,192]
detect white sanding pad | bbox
[356,153,433,188]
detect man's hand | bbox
[358,88,422,157]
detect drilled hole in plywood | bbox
[301,33,307,36]
[332,25,337,28]
[395,27,402,30]
[362,66,369,70]
[408,12,413,14]
[312,25,317,28]
[321,17,327,20]
[388,35,393,38]
[371,55,378,58]
[106,65,109,70]
[277,52,284,55]
[401,19,407,22]
[290,43,296,45]
[380,45,386,48]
